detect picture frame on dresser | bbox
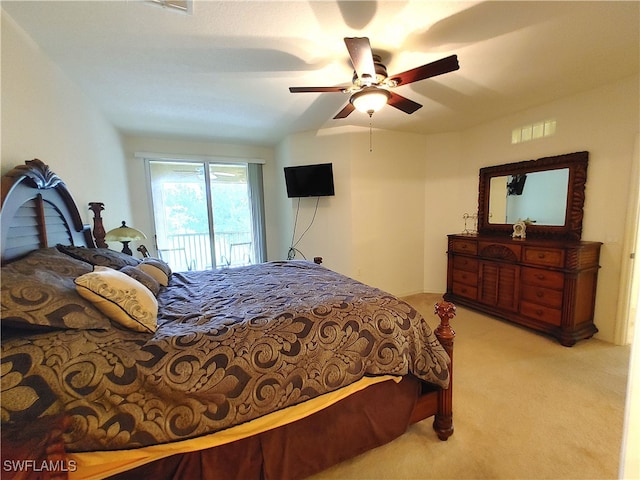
[445,151,601,346]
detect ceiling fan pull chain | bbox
[369,120,373,152]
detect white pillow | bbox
[75,266,158,333]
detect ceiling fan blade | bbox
[333,102,355,119]
[289,86,345,93]
[389,55,459,86]
[388,91,423,114]
[344,37,376,82]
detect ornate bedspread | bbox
[1,261,449,452]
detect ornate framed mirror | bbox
[477,151,588,240]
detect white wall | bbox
[274,128,355,277]
[275,127,428,296]
[422,132,468,294]
[350,129,427,296]
[0,12,131,229]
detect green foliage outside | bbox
[162,182,251,235]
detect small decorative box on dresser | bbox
[444,234,602,346]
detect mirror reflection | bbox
[488,168,569,225]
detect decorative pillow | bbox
[120,265,161,297]
[1,250,111,331]
[57,245,140,269]
[75,266,157,333]
[6,247,94,277]
[137,258,172,286]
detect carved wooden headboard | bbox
[0,159,96,264]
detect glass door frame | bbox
[142,154,266,270]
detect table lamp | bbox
[105,221,146,255]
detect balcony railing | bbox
[157,231,253,271]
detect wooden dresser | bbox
[444,234,602,346]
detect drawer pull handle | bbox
[536,291,544,298]
[535,274,546,280]
[535,309,543,316]
[537,253,546,259]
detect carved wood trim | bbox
[1,159,62,205]
[479,244,519,262]
[1,159,96,263]
[477,151,588,241]
[433,300,456,440]
[88,202,108,248]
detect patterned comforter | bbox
[1,260,449,452]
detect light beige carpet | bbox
[310,293,631,480]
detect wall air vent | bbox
[147,0,193,15]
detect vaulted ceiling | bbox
[3,1,638,145]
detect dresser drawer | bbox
[520,301,562,326]
[450,239,477,255]
[523,246,564,267]
[521,267,564,290]
[452,282,477,300]
[453,269,477,286]
[453,256,478,273]
[521,285,563,309]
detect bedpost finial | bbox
[88,202,105,214]
[434,300,456,348]
[88,202,108,248]
[434,300,456,324]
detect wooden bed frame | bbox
[0,159,455,479]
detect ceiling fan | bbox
[289,37,459,119]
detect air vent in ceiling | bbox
[147,0,192,15]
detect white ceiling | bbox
[3,1,638,146]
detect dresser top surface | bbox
[448,233,602,248]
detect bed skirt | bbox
[107,376,421,480]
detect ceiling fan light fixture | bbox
[350,87,390,116]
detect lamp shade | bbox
[350,87,390,116]
[105,221,146,242]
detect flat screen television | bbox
[284,163,335,198]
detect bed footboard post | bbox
[433,300,456,441]
[88,202,108,248]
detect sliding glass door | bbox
[147,160,265,271]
